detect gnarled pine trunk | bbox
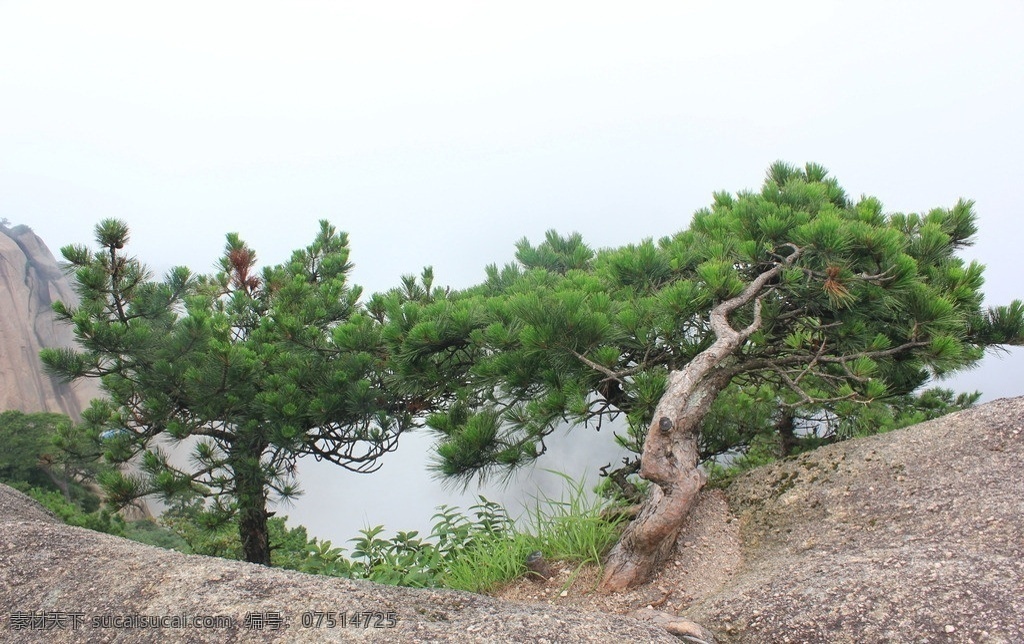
[599,255,793,592]
[599,366,731,591]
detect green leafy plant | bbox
[346,525,442,587]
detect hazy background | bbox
[2,1,1021,542]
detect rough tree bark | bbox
[599,253,798,591]
[777,409,799,457]
[230,431,272,566]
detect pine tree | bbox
[383,162,1024,590]
[42,219,412,564]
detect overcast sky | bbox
[2,1,1022,542]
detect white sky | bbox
[2,1,1022,542]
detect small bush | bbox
[11,482,126,536]
[123,519,190,551]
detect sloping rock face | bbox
[685,396,1024,643]
[0,224,101,419]
[0,485,678,642]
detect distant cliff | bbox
[0,224,102,419]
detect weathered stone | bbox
[685,396,1024,643]
[525,550,554,581]
[630,608,716,642]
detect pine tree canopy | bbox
[41,219,415,563]
[380,162,1024,484]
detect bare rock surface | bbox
[0,224,102,419]
[687,395,1024,643]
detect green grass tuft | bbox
[441,471,627,593]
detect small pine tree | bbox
[42,220,415,564]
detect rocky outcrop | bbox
[0,224,101,419]
[685,396,1024,642]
